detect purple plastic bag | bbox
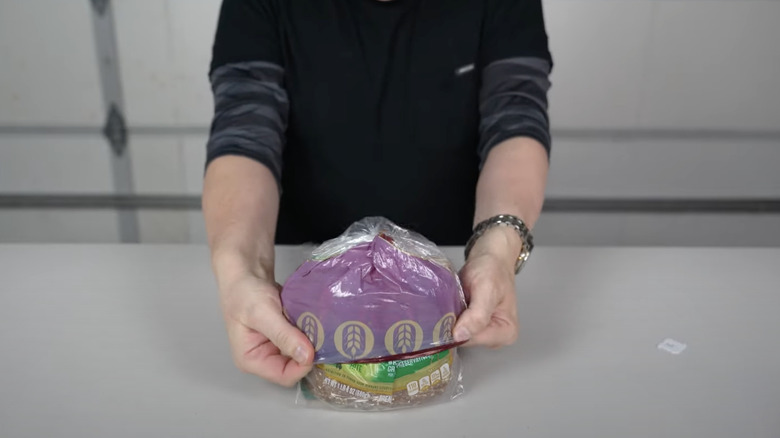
[282,217,467,364]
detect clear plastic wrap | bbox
[281,217,466,411]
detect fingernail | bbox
[293,346,308,364]
[454,327,471,343]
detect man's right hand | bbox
[203,156,307,386]
[219,273,314,387]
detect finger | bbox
[226,323,313,386]
[241,341,313,387]
[466,317,518,348]
[244,297,314,366]
[466,291,519,347]
[453,282,499,343]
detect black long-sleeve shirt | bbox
[208,0,552,245]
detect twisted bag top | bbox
[282,218,467,364]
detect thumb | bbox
[453,285,497,343]
[249,303,314,365]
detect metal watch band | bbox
[464,214,534,274]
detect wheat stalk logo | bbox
[303,316,318,344]
[433,313,457,344]
[441,316,454,342]
[295,312,324,351]
[345,324,364,357]
[395,323,414,353]
[384,320,423,355]
[334,321,374,360]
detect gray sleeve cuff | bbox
[206,61,289,185]
[478,57,552,166]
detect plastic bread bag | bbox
[281,217,466,411]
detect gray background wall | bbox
[0,0,778,245]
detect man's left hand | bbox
[453,227,521,348]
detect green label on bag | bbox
[316,350,453,396]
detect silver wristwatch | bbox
[464,214,534,274]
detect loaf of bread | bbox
[282,218,466,411]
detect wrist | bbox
[467,226,523,272]
[211,247,275,288]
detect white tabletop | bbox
[0,245,778,437]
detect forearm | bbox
[471,137,548,264]
[475,137,548,227]
[203,155,280,285]
[204,56,289,287]
[475,53,550,231]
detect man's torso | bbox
[275,0,487,244]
